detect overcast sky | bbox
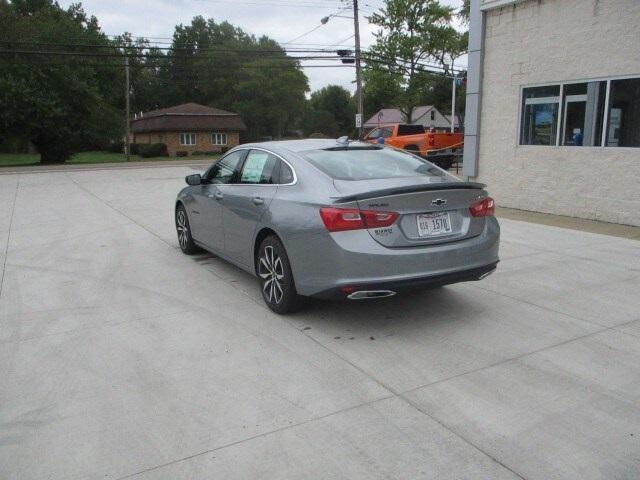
[57,0,464,93]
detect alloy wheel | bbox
[176,209,189,249]
[258,245,285,304]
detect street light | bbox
[321,14,353,24]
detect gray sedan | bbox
[175,139,500,313]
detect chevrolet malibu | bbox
[175,139,499,314]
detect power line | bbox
[0,41,339,55]
[191,0,347,9]
[282,6,350,44]
[2,59,354,70]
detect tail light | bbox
[320,207,399,232]
[427,133,435,147]
[469,197,495,217]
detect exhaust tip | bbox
[347,290,397,300]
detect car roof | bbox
[237,138,374,155]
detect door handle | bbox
[252,197,264,206]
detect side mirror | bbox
[185,174,202,186]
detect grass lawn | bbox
[0,151,220,167]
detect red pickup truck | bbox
[363,123,463,170]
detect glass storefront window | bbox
[519,77,640,148]
[562,81,606,147]
[520,86,560,145]
[607,78,640,147]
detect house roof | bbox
[363,106,435,127]
[131,103,246,133]
[444,114,461,127]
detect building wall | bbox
[134,131,240,156]
[476,0,640,226]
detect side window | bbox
[207,150,245,184]
[279,161,294,184]
[240,150,279,184]
[367,128,381,139]
[380,127,394,138]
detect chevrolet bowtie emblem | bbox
[431,198,447,206]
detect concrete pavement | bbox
[0,165,638,479]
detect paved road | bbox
[1,166,639,480]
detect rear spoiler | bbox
[331,181,486,203]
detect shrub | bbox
[138,143,168,158]
[106,142,123,153]
[192,151,218,156]
[130,143,139,155]
[176,151,188,157]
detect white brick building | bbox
[463,0,640,226]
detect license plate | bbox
[417,212,452,236]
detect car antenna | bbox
[336,136,350,146]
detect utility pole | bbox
[450,59,456,133]
[124,54,131,161]
[352,0,364,138]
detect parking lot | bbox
[1,164,639,480]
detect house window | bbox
[212,133,228,146]
[430,110,435,121]
[180,133,196,146]
[520,76,640,148]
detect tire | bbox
[405,144,421,155]
[437,158,453,170]
[257,235,304,314]
[175,204,200,255]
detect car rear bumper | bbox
[310,261,498,300]
[286,216,500,297]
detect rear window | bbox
[303,148,446,181]
[397,124,425,136]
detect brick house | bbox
[131,103,246,156]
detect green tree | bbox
[159,17,309,140]
[366,0,455,121]
[459,0,471,25]
[305,85,354,136]
[0,0,122,163]
[362,69,403,120]
[233,56,308,140]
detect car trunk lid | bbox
[332,178,488,247]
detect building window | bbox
[520,85,560,146]
[212,133,228,146]
[561,81,606,147]
[607,78,640,147]
[180,133,196,146]
[430,110,435,121]
[520,77,640,148]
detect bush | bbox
[138,143,168,158]
[129,143,139,155]
[106,142,123,153]
[176,151,188,157]
[192,151,218,156]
